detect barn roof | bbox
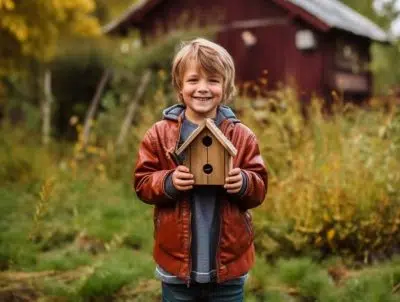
[102,0,158,34]
[175,118,237,157]
[286,0,388,42]
[103,0,389,42]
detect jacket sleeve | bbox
[235,134,268,210]
[133,129,176,205]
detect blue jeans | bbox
[161,282,244,302]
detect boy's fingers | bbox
[174,166,193,180]
[175,171,193,180]
[225,174,242,183]
[228,168,241,176]
[176,184,193,191]
[225,182,241,193]
[175,179,195,186]
[224,182,242,190]
[175,173,193,180]
[177,165,190,173]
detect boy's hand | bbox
[224,168,243,194]
[172,165,194,191]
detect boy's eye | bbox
[210,79,221,83]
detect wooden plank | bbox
[224,151,234,180]
[205,119,237,156]
[206,130,225,185]
[183,145,191,171]
[335,72,368,93]
[190,134,208,185]
[224,151,229,180]
[176,122,206,156]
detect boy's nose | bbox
[197,87,208,94]
[197,81,209,93]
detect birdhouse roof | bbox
[176,118,237,157]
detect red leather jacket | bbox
[133,110,267,284]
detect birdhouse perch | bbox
[175,118,237,185]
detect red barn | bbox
[104,0,389,100]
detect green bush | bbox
[238,89,400,262]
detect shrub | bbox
[238,88,400,262]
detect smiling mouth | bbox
[193,97,212,102]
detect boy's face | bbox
[180,60,223,123]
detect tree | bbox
[95,0,137,24]
[340,0,395,30]
[0,0,103,144]
[0,0,101,74]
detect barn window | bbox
[241,31,257,47]
[295,29,317,50]
[335,38,369,73]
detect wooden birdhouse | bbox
[175,118,237,185]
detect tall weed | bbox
[239,88,400,262]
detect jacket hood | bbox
[162,104,240,124]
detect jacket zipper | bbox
[173,116,184,219]
[174,115,184,159]
[174,113,192,287]
[215,199,223,283]
[215,121,232,284]
[186,207,192,287]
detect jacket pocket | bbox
[156,206,183,257]
[219,205,253,264]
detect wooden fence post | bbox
[81,69,111,148]
[116,69,152,147]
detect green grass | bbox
[79,249,154,297]
[245,256,400,301]
[1,167,400,301]
[0,174,158,301]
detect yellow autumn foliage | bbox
[0,0,14,10]
[0,0,101,74]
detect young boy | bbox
[134,38,267,302]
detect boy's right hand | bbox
[172,165,194,191]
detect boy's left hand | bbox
[224,168,243,194]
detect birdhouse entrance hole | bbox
[202,135,212,147]
[203,164,213,174]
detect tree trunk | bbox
[81,69,111,148]
[41,69,54,145]
[116,69,152,147]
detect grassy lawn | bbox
[0,175,399,301]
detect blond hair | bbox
[171,38,236,103]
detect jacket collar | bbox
[162,104,240,125]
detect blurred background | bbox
[0,0,400,301]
